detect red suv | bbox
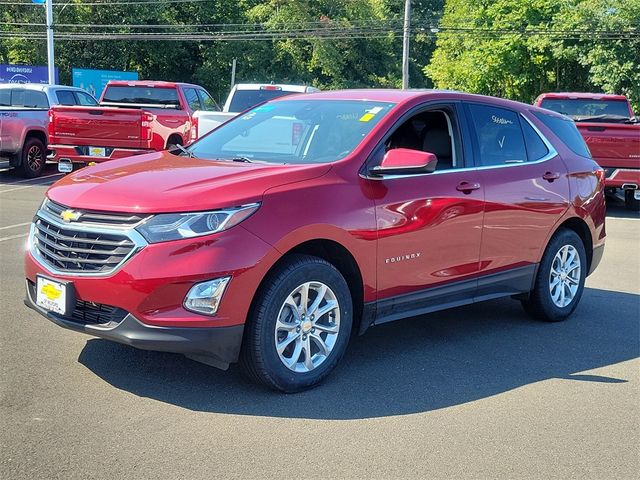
[24,90,606,392]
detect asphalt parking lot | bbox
[1,164,638,480]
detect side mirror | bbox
[370,148,438,177]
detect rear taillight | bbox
[141,112,154,141]
[594,167,605,186]
[191,117,199,141]
[48,111,54,137]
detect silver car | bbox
[0,84,98,177]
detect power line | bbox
[1,0,213,5]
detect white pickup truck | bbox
[194,83,319,138]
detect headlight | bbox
[135,203,259,243]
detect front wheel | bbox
[241,255,353,392]
[521,228,587,322]
[625,189,640,212]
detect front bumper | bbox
[24,282,244,369]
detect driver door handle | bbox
[456,181,481,193]
[543,171,560,182]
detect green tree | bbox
[425,0,640,110]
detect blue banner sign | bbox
[0,64,57,84]
[72,68,139,99]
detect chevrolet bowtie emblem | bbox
[60,209,82,223]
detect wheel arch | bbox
[249,238,366,337]
[549,217,594,273]
[24,129,47,147]
[166,133,184,149]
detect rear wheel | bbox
[241,254,353,392]
[624,189,640,212]
[521,228,587,322]
[166,135,183,151]
[19,137,45,178]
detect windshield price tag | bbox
[359,106,384,122]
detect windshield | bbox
[102,86,179,108]
[228,89,298,112]
[540,98,632,121]
[189,99,395,164]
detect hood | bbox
[46,151,331,213]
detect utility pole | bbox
[45,0,55,84]
[401,0,411,90]
[230,58,237,87]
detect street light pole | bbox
[401,0,411,89]
[45,0,55,84]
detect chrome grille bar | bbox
[30,201,148,276]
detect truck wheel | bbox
[166,136,183,151]
[624,190,640,212]
[241,254,353,393]
[521,228,587,322]
[19,137,45,178]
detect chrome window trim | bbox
[29,208,148,278]
[361,112,559,180]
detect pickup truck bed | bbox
[0,108,48,177]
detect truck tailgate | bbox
[577,122,640,169]
[49,106,146,149]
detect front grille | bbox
[33,216,137,274]
[27,280,127,325]
[43,199,147,227]
[72,299,127,325]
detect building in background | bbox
[72,68,138,99]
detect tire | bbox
[240,254,353,393]
[521,228,587,322]
[624,190,640,212]
[19,137,45,178]
[166,136,183,151]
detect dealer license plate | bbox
[88,147,106,157]
[35,276,68,315]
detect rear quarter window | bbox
[533,112,591,158]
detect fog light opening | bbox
[183,277,231,316]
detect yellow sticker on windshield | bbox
[359,106,384,122]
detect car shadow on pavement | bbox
[78,287,639,420]
[605,195,640,219]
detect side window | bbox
[0,89,10,106]
[520,117,549,161]
[533,112,592,158]
[11,89,25,106]
[56,90,77,105]
[385,108,460,171]
[183,88,201,111]
[75,91,98,106]
[24,91,49,108]
[468,104,527,166]
[197,89,219,111]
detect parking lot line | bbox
[0,222,31,231]
[0,232,28,242]
[0,172,63,186]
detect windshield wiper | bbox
[174,144,197,158]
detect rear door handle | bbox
[456,181,481,193]
[542,171,560,182]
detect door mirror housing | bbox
[370,148,438,177]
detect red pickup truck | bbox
[534,93,640,210]
[48,80,219,171]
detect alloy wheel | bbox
[274,281,340,372]
[549,244,581,308]
[27,145,43,171]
